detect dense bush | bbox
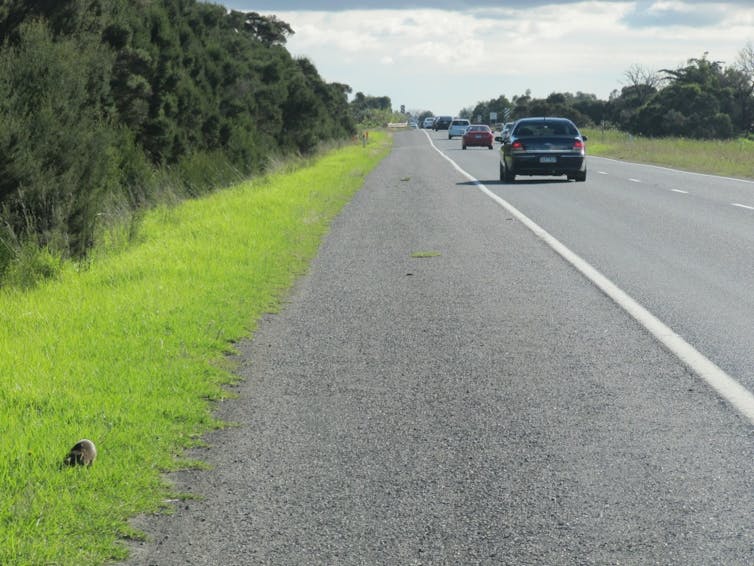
[0,0,356,282]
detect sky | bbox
[218,1,754,116]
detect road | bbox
[443,131,754,395]
[125,129,754,565]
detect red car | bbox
[462,124,494,150]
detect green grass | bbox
[0,132,391,565]
[583,128,754,179]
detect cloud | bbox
[223,1,751,32]
[225,1,597,9]
[222,0,754,11]
[217,1,754,113]
[621,1,726,28]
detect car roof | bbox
[516,117,575,124]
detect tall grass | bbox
[583,127,754,179]
[0,132,391,565]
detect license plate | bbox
[539,156,557,163]
[475,134,482,139]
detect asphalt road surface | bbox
[125,129,754,565]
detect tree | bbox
[465,94,512,125]
[733,42,754,133]
[229,11,293,46]
[623,64,662,106]
[606,65,661,130]
[350,92,392,125]
[635,55,737,138]
[0,0,356,266]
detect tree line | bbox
[5,1,750,284]
[447,48,754,139]
[0,0,363,282]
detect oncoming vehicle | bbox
[433,116,452,130]
[448,118,470,139]
[462,125,494,149]
[498,117,587,183]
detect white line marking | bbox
[732,203,754,211]
[592,155,754,185]
[422,130,754,425]
[629,178,641,183]
[598,171,609,175]
[671,189,689,194]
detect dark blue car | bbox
[498,117,587,183]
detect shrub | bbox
[2,240,62,289]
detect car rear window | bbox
[515,121,578,137]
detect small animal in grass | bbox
[63,439,97,467]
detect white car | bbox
[448,119,470,139]
[422,117,436,128]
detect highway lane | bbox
[125,129,754,565]
[435,129,754,396]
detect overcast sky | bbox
[218,1,754,115]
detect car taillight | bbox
[511,140,525,151]
[572,139,584,150]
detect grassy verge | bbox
[583,128,754,179]
[0,132,391,565]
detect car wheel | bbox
[499,163,505,182]
[462,144,467,150]
[488,145,493,150]
[575,170,587,182]
[503,164,515,183]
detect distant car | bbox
[422,117,435,128]
[433,116,452,130]
[447,119,470,139]
[462,124,494,149]
[498,117,587,183]
[499,121,515,141]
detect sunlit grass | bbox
[0,133,391,565]
[583,127,754,179]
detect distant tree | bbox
[511,90,532,118]
[467,94,512,125]
[623,64,662,105]
[605,65,662,130]
[574,92,606,124]
[416,110,434,124]
[635,55,736,138]
[732,42,754,132]
[458,106,474,120]
[350,92,392,124]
